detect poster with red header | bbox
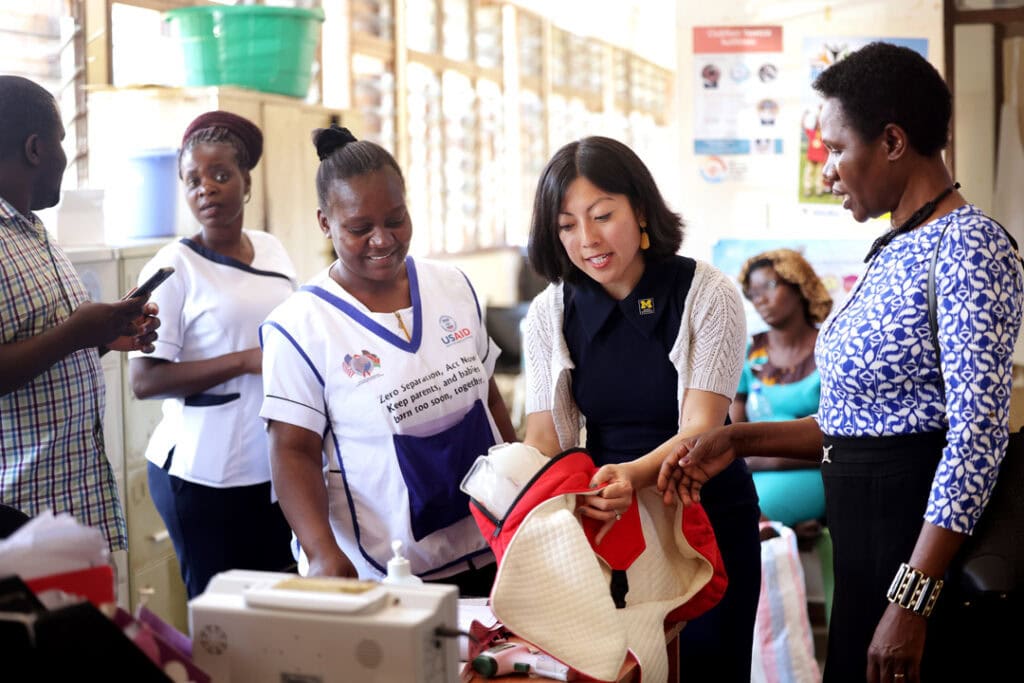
[693,26,784,184]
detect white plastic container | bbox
[382,540,423,586]
[42,189,106,246]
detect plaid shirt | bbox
[0,196,126,550]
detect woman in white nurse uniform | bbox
[130,111,297,598]
[260,126,517,596]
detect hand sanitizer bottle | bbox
[382,539,423,585]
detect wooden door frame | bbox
[944,0,1024,175]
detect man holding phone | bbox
[0,76,161,552]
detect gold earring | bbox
[639,219,650,250]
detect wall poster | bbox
[798,37,929,205]
[692,26,784,185]
[712,238,870,335]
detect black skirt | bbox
[821,431,1016,682]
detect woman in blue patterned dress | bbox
[660,42,1023,683]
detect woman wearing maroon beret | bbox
[128,111,297,598]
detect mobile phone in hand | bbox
[124,266,175,300]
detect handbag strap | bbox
[927,218,1023,397]
[925,224,951,397]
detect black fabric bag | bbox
[950,445,1024,596]
[927,221,1024,598]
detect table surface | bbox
[464,622,684,683]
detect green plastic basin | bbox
[165,5,325,99]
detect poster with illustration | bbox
[693,26,784,184]
[712,238,870,335]
[799,37,929,204]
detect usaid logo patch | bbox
[439,315,472,346]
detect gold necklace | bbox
[393,311,409,339]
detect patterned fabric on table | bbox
[816,204,1024,535]
[0,196,126,550]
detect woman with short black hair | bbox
[666,42,1023,683]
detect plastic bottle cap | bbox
[383,539,422,584]
[471,654,498,677]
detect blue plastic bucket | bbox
[120,148,178,240]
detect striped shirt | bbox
[0,195,126,550]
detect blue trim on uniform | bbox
[184,392,240,407]
[330,401,495,577]
[408,257,423,341]
[300,257,423,353]
[304,258,426,575]
[180,237,293,281]
[420,546,494,578]
[457,268,489,362]
[259,321,326,387]
[329,391,492,578]
[333,412,494,577]
[459,268,483,322]
[329,432,387,575]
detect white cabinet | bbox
[116,243,174,473]
[115,241,190,634]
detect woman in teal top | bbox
[736,341,821,422]
[730,249,833,528]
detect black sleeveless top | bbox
[564,256,695,462]
[563,255,755,509]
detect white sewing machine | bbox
[189,570,460,683]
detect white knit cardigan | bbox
[523,260,747,449]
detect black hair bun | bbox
[313,125,358,161]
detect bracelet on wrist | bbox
[886,562,943,618]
